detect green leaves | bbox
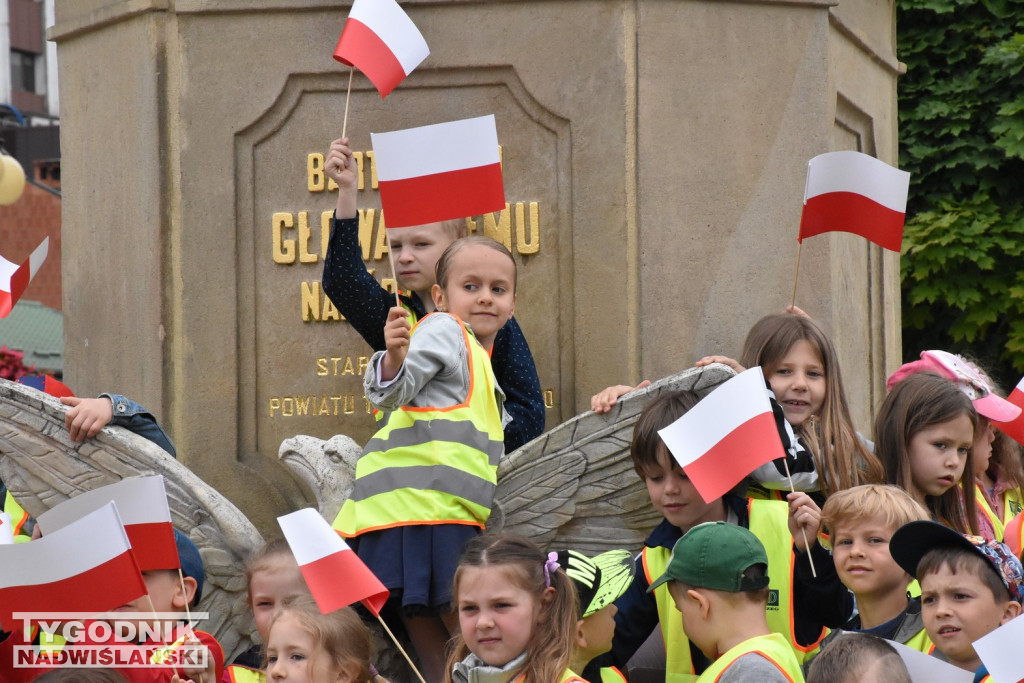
[899,0,1024,381]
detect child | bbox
[552,549,635,679]
[874,371,979,535]
[321,137,544,452]
[886,350,1024,539]
[815,485,932,653]
[332,236,515,681]
[585,391,849,682]
[225,540,311,682]
[265,595,371,683]
[805,633,911,683]
[889,520,1024,676]
[446,534,584,683]
[647,522,805,682]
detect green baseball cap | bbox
[647,522,770,593]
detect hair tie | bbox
[544,552,561,588]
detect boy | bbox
[321,137,544,452]
[648,522,805,682]
[890,520,1023,677]
[585,391,849,682]
[813,485,932,653]
[805,633,911,683]
[554,548,636,680]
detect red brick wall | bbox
[0,161,62,310]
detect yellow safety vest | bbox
[600,666,626,683]
[4,491,32,543]
[696,633,804,683]
[643,500,827,681]
[902,627,934,655]
[226,665,265,683]
[511,670,587,683]
[975,484,1006,542]
[334,314,504,536]
[1002,488,1024,525]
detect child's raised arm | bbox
[380,306,412,381]
[325,137,357,220]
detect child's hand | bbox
[60,396,114,442]
[591,381,650,413]
[178,633,214,683]
[325,137,357,219]
[694,355,746,373]
[381,307,412,381]
[787,491,821,554]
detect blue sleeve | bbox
[583,554,659,681]
[321,214,398,351]
[489,317,545,452]
[100,394,177,458]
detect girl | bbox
[873,372,979,535]
[446,534,583,683]
[226,540,311,682]
[333,236,516,682]
[265,595,371,683]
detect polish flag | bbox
[0,237,48,318]
[0,502,146,630]
[658,368,784,503]
[333,0,430,98]
[995,376,1024,447]
[798,151,910,252]
[37,476,179,572]
[278,508,389,616]
[372,114,505,228]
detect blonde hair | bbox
[266,595,371,682]
[446,534,577,683]
[739,313,884,496]
[820,485,930,538]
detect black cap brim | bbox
[889,520,978,578]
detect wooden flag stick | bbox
[781,456,817,578]
[790,241,803,309]
[375,613,427,683]
[341,66,354,140]
[384,229,401,307]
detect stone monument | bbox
[50,0,902,533]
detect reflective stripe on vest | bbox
[227,665,265,683]
[600,666,627,683]
[333,313,503,537]
[695,632,803,683]
[643,499,826,680]
[976,484,1006,542]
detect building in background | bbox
[0,0,62,376]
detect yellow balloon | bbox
[0,155,26,205]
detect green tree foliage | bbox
[899,0,1024,386]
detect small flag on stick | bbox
[657,368,784,504]
[278,508,389,616]
[372,114,505,228]
[0,502,147,630]
[333,0,429,98]
[0,237,48,318]
[37,476,179,572]
[798,151,910,252]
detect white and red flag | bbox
[278,508,389,616]
[37,475,178,572]
[798,151,910,252]
[372,114,505,228]
[995,375,1024,447]
[0,502,146,630]
[0,237,48,318]
[333,0,430,98]
[657,367,784,503]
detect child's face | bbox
[921,564,1020,671]
[644,445,725,532]
[972,418,995,477]
[432,244,516,349]
[831,518,909,601]
[457,565,544,668]
[251,561,309,642]
[578,604,617,660]
[906,415,973,504]
[266,613,347,683]
[111,569,194,641]
[389,223,455,294]
[767,339,826,427]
